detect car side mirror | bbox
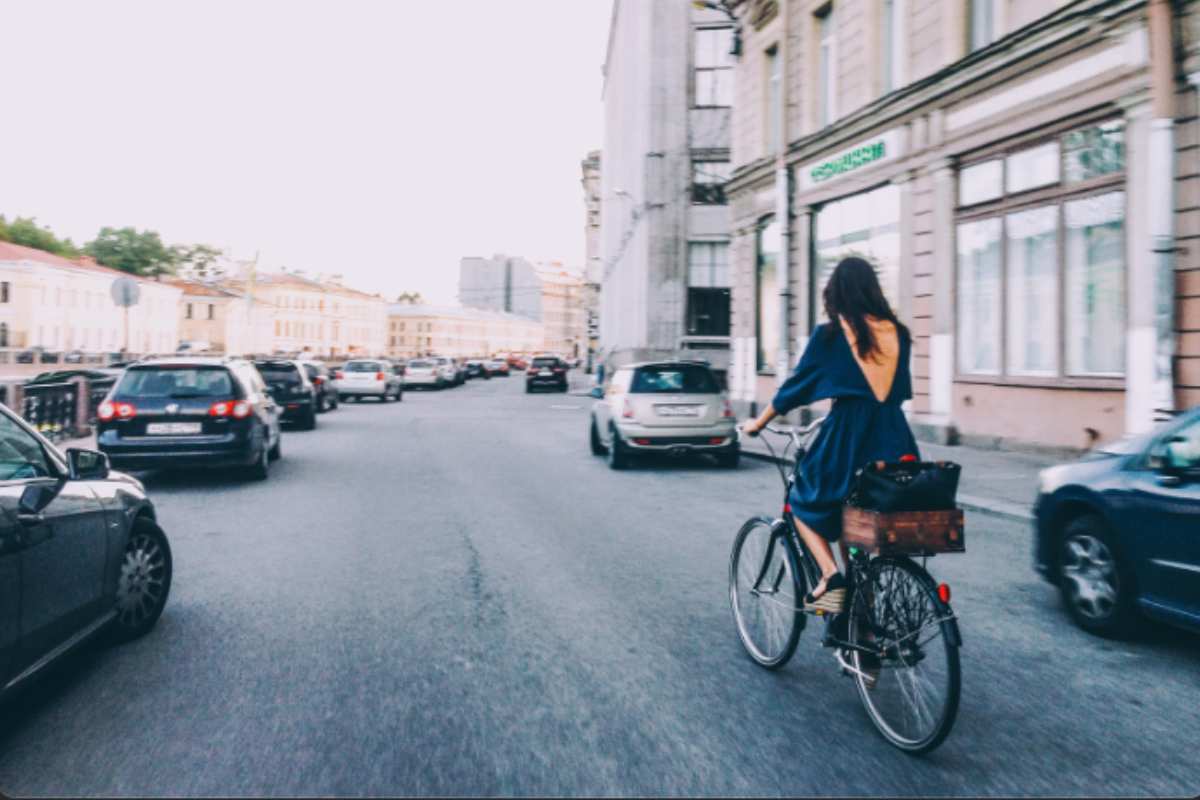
[67,448,110,481]
[589,387,604,400]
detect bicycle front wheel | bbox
[848,556,961,754]
[729,516,804,669]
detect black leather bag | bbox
[846,460,961,513]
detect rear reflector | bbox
[900,453,918,463]
[937,583,951,604]
[633,438,651,445]
[708,437,725,445]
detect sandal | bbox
[803,572,847,614]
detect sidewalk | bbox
[741,429,1061,523]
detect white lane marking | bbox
[551,405,580,410]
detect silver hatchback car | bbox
[589,361,738,469]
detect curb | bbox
[741,448,1035,524]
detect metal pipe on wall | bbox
[1147,0,1177,420]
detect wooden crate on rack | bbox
[842,506,966,555]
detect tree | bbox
[395,291,424,304]
[0,215,80,257]
[85,227,177,278]
[173,244,226,281]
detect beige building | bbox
[385,304,544,360]
[581,149,603,369]
[726,0,1200,452]
[223,271,388,357]
[0,241,181,355]
[535,263,588,359]
[171,280,274,356]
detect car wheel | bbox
[108,517,173,643]
[1059,514,1137,638]
[269,433,282,461]
[397,388,403,402]
[590,419,607,455]
[716,446,740,469]
[248,441,271,481]
[607,425,630,470]
[301,407,317,430]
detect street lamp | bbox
[692,0,742,57]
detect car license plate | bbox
[539,369,552,376]
[146,422,202,435]
[656,405,701,417]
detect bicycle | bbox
[729,421,962,754]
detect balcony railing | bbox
[22,382,79,442]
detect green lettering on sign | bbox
[809,141,886,184]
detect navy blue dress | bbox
[771,322,920,542]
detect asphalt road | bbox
[1,375,1197,797]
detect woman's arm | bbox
[742,404,777,437]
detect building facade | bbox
[459,255,543,321]
[536,264,588,359]
[600,0,734,372]
[0,242,181,355]
[581,150,603,369]
[726,0,1200,452]
[385,305,545,360]
[172,280,274,356]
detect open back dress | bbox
[770,317,920,542]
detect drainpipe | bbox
[1146,0,1176,423]
[775,0,792,391]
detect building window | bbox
[1,282,9,303]
[880,0,905,93]
[687,242,731,337]
[766,46,782,155]
[968,0,994,52]
[694,27,733,107]
[185,303,193,320]
[692,161,732,204]
[956,120,1127,380]
[207,304,215,320]
[0,323,7,347]
[816,5,836,128]
[756,218,781,371]
[813,184,902,313]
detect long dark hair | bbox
[823,256,907,361]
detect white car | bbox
[403,358,445,389]
[589,360,738,469]
[337,359,404,402]
[428,356,460,387]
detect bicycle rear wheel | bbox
[847,556,961,754]
[729,517,804,669]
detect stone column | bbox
[793,205,814,358]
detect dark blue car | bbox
[1034,407,1200,638]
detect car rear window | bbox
[118,367,235,398]
[345,361,382,372]
[256,363,302,384]
[531,357,558,367]
[630,365,718,394]
[407,359,433,368]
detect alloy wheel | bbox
[1062,533,1119,621]
[116,531,169,629]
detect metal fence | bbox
[21,382,79,442]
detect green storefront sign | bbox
[809,140,886,184]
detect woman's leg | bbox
[793,515,840,590]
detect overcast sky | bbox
[0,0,612,304]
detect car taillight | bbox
[98,401,132,421]
[376,371,386,380]
[210,400,252,419]
[313,376,324,385]
[335,371,344,380]
[722,396,735,419]
[708,437,725,445]
[622,397,634,419]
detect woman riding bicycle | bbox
[742,256,918,613]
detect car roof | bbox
[618,360,714,371]
[133,355,242,368]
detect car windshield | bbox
[118,367,234,398]
[532,358,558,368]
[345,362,382,372]
[630,365,718,394]
[257,364,302,384]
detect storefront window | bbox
[1066,192,1125,376]
[1005,142,1060,194]
[756,218,780,371]
[957,217,1002,375]
[813,184,901,319]
[959,160,1002,206]
[1005,206,1058,375]
[1064,121,1125,184]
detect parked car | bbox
[1034,406,1200,639]
[16,347,57,365]
[428,356,460,387]
[254,359,319,430]
[507,354,529,371]
[402,358,444,389]
[589,361,738,470]
[299,361,339,413]
[526,355,569,393]
[337,358,404,402]
[486,358,510,377]
[0,403,173,701]
[96,355,282,480]
[465,360,491,380]
[62,350,86,364]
